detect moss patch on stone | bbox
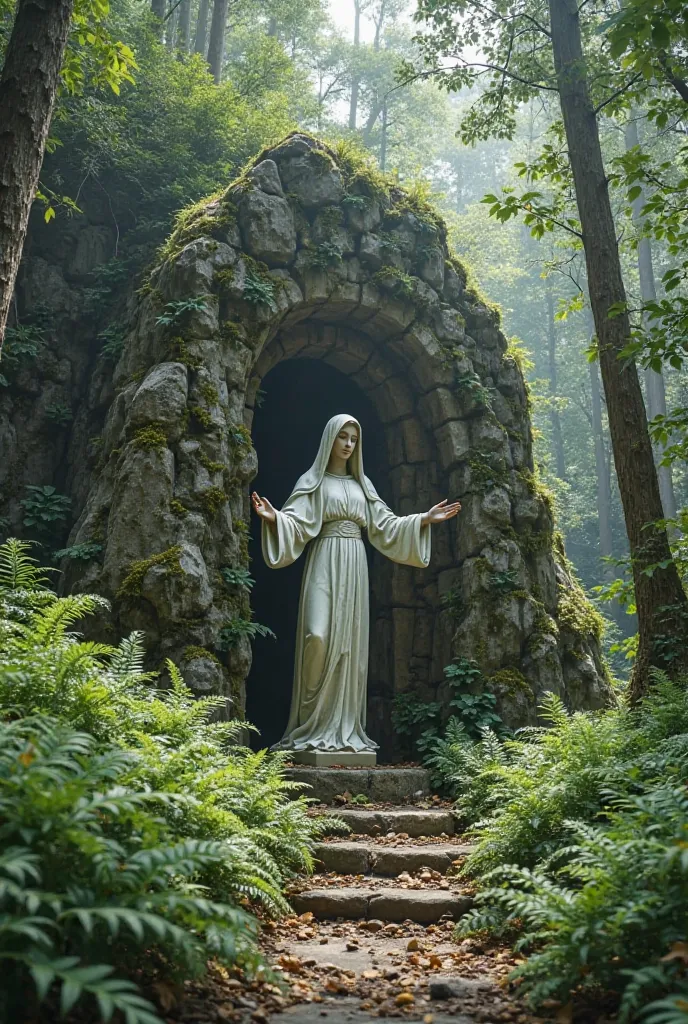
[228,423,252,452]
[200,487,228,517]
[198,380,219,406]
[131,424,168,452]
[117,545,183,598]
[157,189,236,264]
[168,336,202,369]
[372,265,414,298]
[183,645,220,665]
[488,668,533,696]
[170,499,188,518]
[189,405,214,431]
[558,582,606,641]
[199,451,225,475]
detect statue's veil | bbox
[289,413,377,501]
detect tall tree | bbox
[585,308,614,569]
[547,0,688,697]
[545,280,567,479]
[0,0,75,358]
[624,115,676,520]
[194,0,210,54]
[207,0,229,83]
[349,0,363,129]
[177,0,192,52]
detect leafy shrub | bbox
[458,783,688,1017]
[20,486,71,542]
[423,718,509,819]
[243,271,275,306]
[0,538,332,1018]
[0,322,45,385]
[155,297,208,326]
[219,617,276,648]
[444,677,688,1018]
[44,401,73,426]
[220,566,255,590]
[392,657,505,760]
[53,541,103,561]
[0,715,259,1024]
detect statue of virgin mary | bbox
[251,414,460,763]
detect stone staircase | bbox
[287,766,475,927]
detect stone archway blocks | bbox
[291,887,473,924]
[285,767,430,804]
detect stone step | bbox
[318,807,456,837]
[313,841,472,877]
[287,767,430,805]
[291,885,472,924]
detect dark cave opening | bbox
[245,356,387,751]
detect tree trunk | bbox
[267,17,277,36]
[151,0,166,18]
[373,0,386,50]
[194,0,210,55]
[625,116,677,520]
[0,0,75,358]
[177,0,192,51]
[548,0,688,700]
[165,5,178,50]
[586,311,614,565]
[349,0,361,130]
[545,281,567,479]
[380,100,388,169]
[207,0,229,84]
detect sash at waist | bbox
[318,520,363,539]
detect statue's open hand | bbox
[251,491,276,523]
[423,499,461,526]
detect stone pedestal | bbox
[289,750,377,767]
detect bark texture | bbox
[349,0,362,130]
[548,0,688,700]
[624,117,676,520]
[194,0,210,55]
[545,283,566,479]
[207,0,229,84]
[177,0,192,52]
[0,0,74,357]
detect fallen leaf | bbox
[556,1003,573,1024]
[662,942,688,964]
[395,992,415,1006]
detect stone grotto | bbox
[0,132,613,759]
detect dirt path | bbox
[172,767,545,1024]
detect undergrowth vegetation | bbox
[426,687,688,1021]
[0,539,334,1023]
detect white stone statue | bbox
[251,413,461,764]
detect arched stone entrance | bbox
[66,131,614,738]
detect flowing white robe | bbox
[262,473,431,752]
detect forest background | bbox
[2,0,688,1020]
[6,0,688,676]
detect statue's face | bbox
[331,423,359,462]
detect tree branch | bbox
[658,53,688,105]
[593,74,643,116]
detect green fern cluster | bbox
[437,678,688,1019]
[0,539,333,1021]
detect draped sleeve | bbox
[364,477,431,569]
[261,488,324,569]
